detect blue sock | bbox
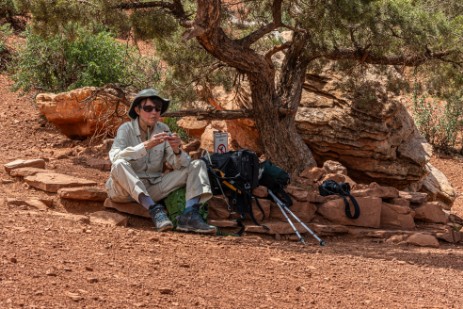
[139,193,156,210]
[185,197,200,210]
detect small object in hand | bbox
[164,131,173,137]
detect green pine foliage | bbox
[156,32,235,105]
[4,0,463,151]
[0,0,20,20]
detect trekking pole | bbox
[268,189,326,246]
[268,190,305,244]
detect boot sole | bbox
[176,226,217,234]
[157,224,174,232]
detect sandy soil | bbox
[1,73,463,308]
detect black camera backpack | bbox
[258,160,293,207]
[201,149,263,225]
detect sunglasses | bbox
[142,104,162,113]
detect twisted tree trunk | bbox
[192,0,315,174]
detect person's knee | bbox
[112,159,130,172]
[110,159,132,178]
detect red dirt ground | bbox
[1,73,463,308]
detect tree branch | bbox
[77,0,97,7]
[324,48,454,66]
[237,0,283,47]
[115,1,172,10]
[265,41,291,63]
[163,109,253,120]
[114,0,190,23]
[163,106,298,120]
[193,0,273,76]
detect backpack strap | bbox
[340,194,361,219]
[253,195,266,222]
[231,188,264,225]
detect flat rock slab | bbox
[58,187,108,201]
[24,172,97,193]
[4,158,46,174]
[9,167,47,177]
[244,221,306,235]
[208,219,239,228]
[104,198,150,218]
[6,197,53,211]
[399,191,428,204]
[318,197,382,228]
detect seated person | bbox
[105,88,216,234]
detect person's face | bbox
[135,98,162,127]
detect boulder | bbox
[322,160,348,175]
[176,117,208,138]
[352,182,399,199]
[269,200,317,223]
[419,163,457,206]
[414,202,448,224]
[299,166,325,184]
[285,185,309,202]
[380,202,415,230]
[36,87,128,139]
[405,233,440,248]
[435,227,463,243]
[295,74,434,189]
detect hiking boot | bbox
[148,204,173,232]
[176,204,216,234]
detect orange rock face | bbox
[36,87,129,139]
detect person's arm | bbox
[109,124,147,163]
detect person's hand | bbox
[144,132,170,149]
[165,133,182,154]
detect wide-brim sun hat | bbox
[128,88,170,119]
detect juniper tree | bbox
[8,0,463,174]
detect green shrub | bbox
[11,26,162,92]
[0,23,12,70]
[0,0,17,20]
[437,97,463,150]
[413,94,463,152]
[0,23,12,51]
[413,96,438,144]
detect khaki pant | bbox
[105,159,212,204]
